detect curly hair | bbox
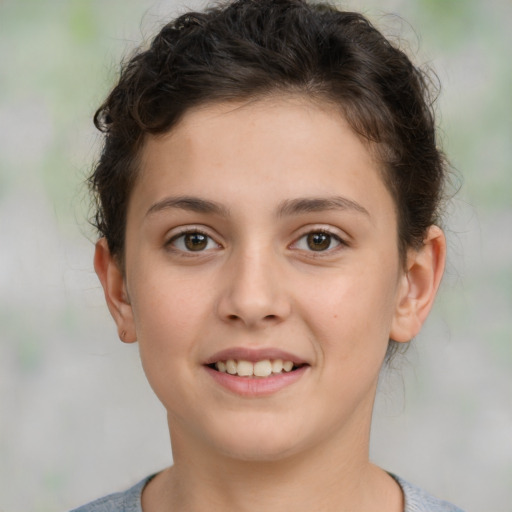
[91,0,446,271]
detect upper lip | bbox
[204,347,309,366]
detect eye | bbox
[293,231,343,252]
[168,230,219,252]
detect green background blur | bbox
[0,1,511,511]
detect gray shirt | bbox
[70,474,464,512]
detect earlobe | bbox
[94,238,137,343]
[390,226,446,343]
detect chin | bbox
[218,440,301,462]
[208,418,309,462]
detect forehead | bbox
[132,97,395,224]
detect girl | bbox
[73,1,464,510]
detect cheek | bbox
[299,266,399,356]
[130,275,210,408]
[130,268,213,354]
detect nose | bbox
[216,246,291,328]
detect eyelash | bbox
[291,229,346,254]
[165,228,347,255]
[166,228,221,254]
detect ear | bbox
[390,226,446,343]
[94,238,137,343]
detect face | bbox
[102,97,422,463]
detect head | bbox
[90,0,447,362]
[91,0,447,461]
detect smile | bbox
[211,359,303,378]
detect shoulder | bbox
[391,474,465,512]
[69,476,153,512]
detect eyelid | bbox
[165,225,222,253]
[289,226,349,253]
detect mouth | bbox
[207,359,308,378]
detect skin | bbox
[95,97,446,512]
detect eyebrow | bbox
[277,196,370,218]
[145,195,369,218]
[146,196,230,217]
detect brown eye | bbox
[170,231,218,252]
[184,232,208,251]
[292,230,343,253]
[306,232,332,251]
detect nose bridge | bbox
[216,239,290,327]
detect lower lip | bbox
[204,365,308,397]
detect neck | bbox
[142,409,402,512]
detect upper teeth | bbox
[215,359,295,377]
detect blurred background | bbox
[0,0,510,510]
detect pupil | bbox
[307,232,330,251]
[185,233,207,251]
